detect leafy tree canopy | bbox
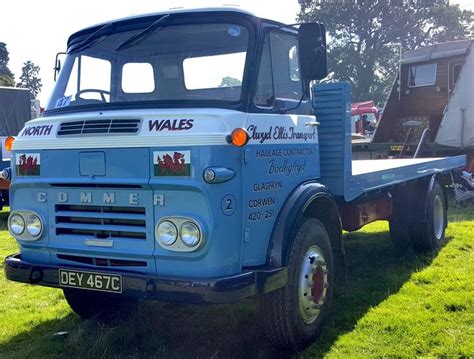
[17,61,42,99]
[0,42,15,87]
[298,0,473,105]
[219,76,242,88]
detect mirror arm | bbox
[54,52,67,82]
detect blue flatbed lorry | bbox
[3,8,466,350]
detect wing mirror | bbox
[54,52,66,82]
[298,23,328,81]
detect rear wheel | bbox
[63,288,137,320]
[389,180,447,253]
[412,181,447,251]
[259,218,334,351]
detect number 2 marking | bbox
[226,198,233,210]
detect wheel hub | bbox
[299,246,328,324]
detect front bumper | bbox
[4,254,288,304]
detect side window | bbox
[253,31,303,108]
[289,46,300,81]
[254,36,274,107]
[122,62,155,93]
[408,63,436,88]
[270,31,303,101]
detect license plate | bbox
[59,269,122,293]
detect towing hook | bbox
[0,167,11,181]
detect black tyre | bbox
[389,183,419,252]
[259,218,334,351]
[411,181,447,251]
[63,288,137,320]
[389,206,412,252]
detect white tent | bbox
[435,40,474,148]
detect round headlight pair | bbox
[156,220,201,248]
[9,213,42,238]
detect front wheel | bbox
[63,288,137,320]
[259,218,334,351]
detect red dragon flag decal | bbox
[16,153,40,176]
[153,151,191,176]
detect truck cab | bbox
[4,8,465,351]
[8,7,324,275]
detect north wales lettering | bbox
[148,119,194,132]
[21,125,53,137]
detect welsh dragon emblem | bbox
[154,151,191,176]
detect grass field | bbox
[0,207,472,358]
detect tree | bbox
[298,1,474,105]
[0,42,15,87]
[219,76,242,88]
[17,61,42,98]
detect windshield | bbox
[47,21,250,111]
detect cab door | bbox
[241,29,320,267]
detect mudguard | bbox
[267,181,342,268]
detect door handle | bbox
[305,121,320,127]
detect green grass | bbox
[0,208,472,358]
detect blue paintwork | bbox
[79,151,106,176]
[313,83,352,200]
[204,167,235,184]
[351,156,466,194]
[8,82,466,286]
[241,143,320,266]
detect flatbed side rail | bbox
[352,156,466,195]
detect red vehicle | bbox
[351,101,379,136]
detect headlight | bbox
[25,215,42,237]
[180,221,201,247]
[156,221,178,246]
[9,214,25,235]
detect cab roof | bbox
[67,7,286,47]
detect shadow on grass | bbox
[0,210,9,230]
[0,231,442,359]
[305,230,441,358]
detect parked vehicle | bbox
[351,100,380,159]
[351,101,379,137]
[0,86,35,208]
[3,8,466,351]
[371,40,474,169]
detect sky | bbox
[1,0,472,106]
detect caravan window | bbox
[408,63,436,87]
[452,64,462,86]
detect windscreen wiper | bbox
[115,14,171,52]
[68,23,114,54]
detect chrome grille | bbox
[55,204,146,240]
[57,119,140,136]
